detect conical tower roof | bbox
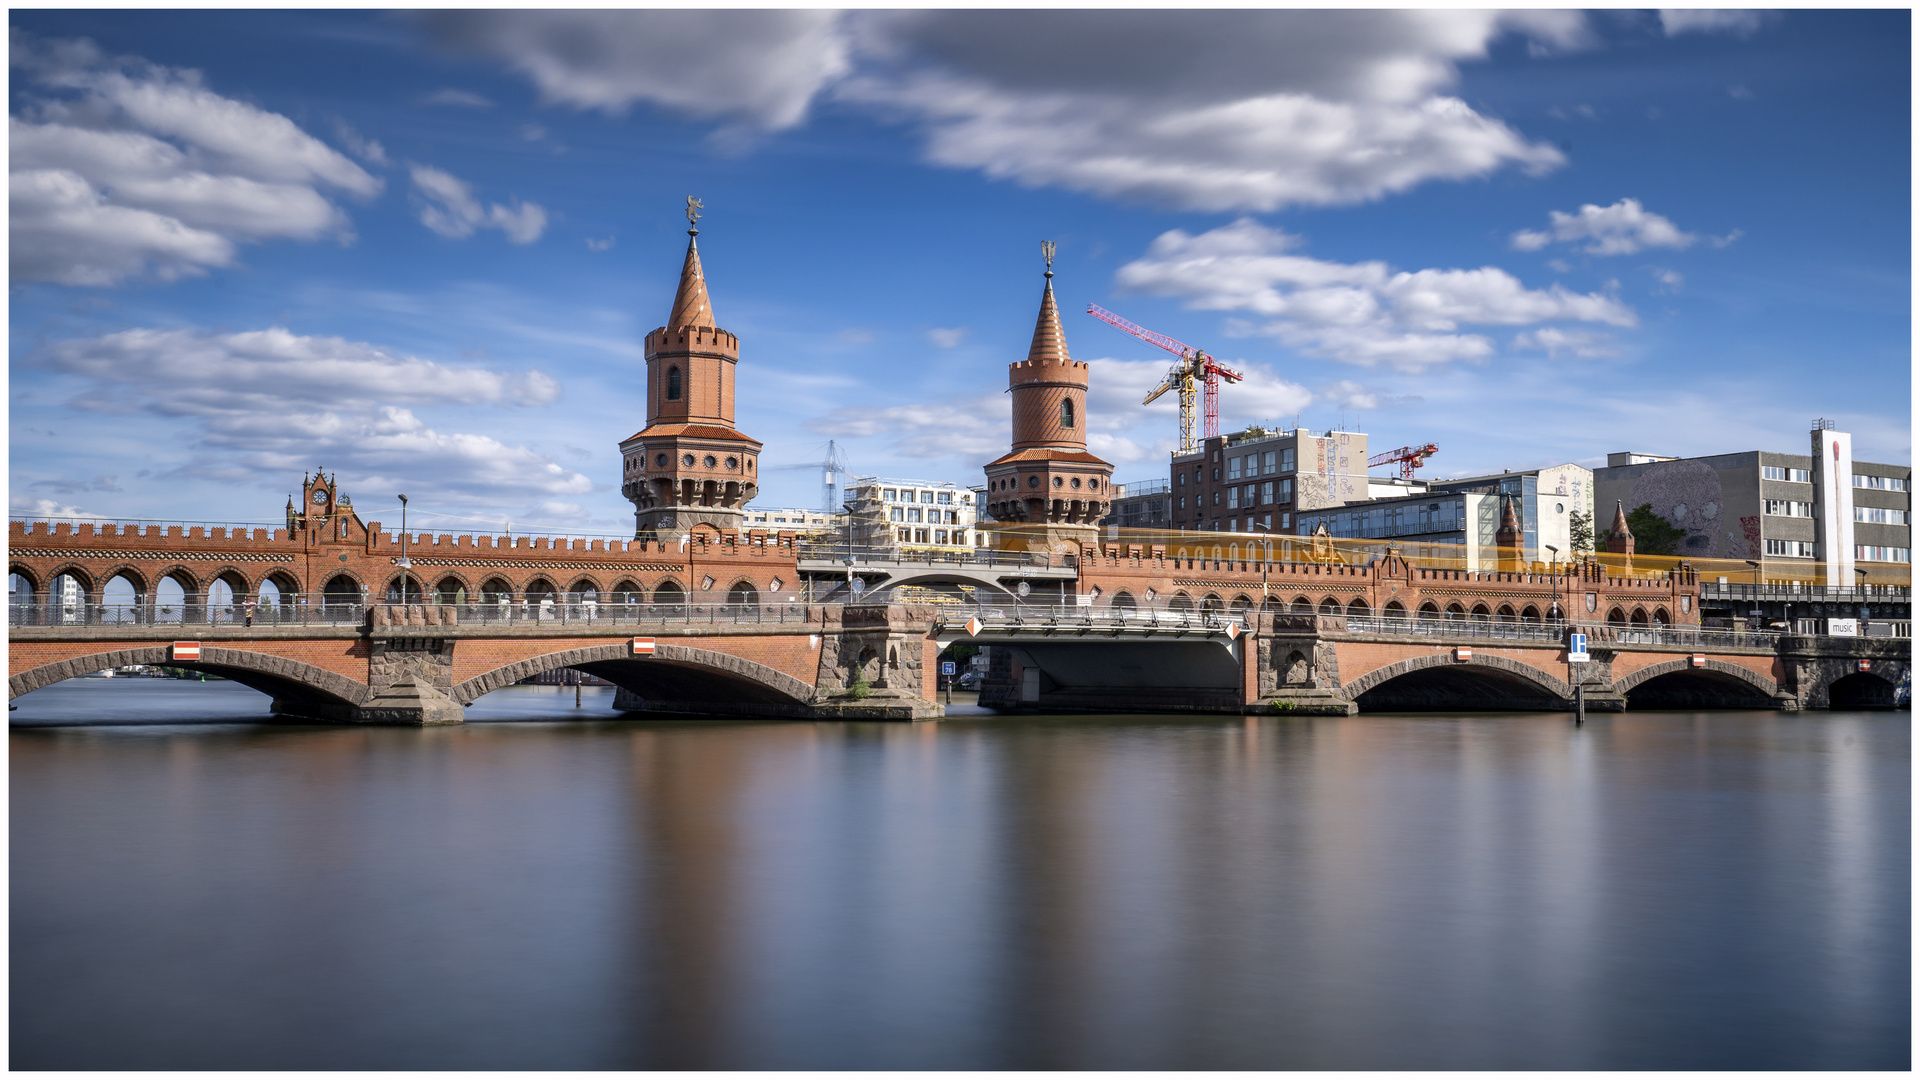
[1609,499,1633,538]
[1025,273,1070,364]
[1499,494,1523,534]
[666,234,715,330]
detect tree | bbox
[1568,510,1595,553]
[1613,502,1686,557]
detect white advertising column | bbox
[1812,422,1855,587]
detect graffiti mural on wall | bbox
[1628,459,1729,557]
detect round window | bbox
[655,453,668,468]
[1555,502,1565,513]
[1027,475,1040,488]
[704,455,717,468]
[1053,476,1064,487]
[1070,477,1082,489]
[682,454,696,467]
[726,457,739,470]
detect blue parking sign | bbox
[940,661,957,675]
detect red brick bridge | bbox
[9,509,1907,721]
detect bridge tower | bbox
[1605,499,1635,569]
[982,244,1113,553]
[1495,494,1524,571]
[619,201,762,541]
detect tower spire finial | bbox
[1041,240,1056,279]
[685,195,702,238]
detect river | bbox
[10,680,1909,1070]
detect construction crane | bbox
[1086,304,1243,455]
[1368,443,1440,480]
[770,440,854,511]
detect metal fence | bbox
[1701,583,1910,602]
[6,599,821,628]
[798,544,1075,570]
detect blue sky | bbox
[9,9,1910,534]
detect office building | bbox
[1592,422,1910,583]
[1169,426,1370,535]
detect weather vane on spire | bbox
[1041,240,1056,277]
[686,196,703,236]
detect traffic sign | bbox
[630,637,655,656]
[1567,633,1588,663]
[171,641,201,661]
[940,661,957,675]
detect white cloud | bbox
[10,496,100,519]
[428,10,1577,212]
[31,475,122,494]
[421,10,852,132]
[585,235,615,252]
[31,326,588,507]
[332,120,390,166]
[408,164,548,244]
[1659,10,1770,37]
[39,326,561,413]
[1116,218,1635,372]
[422,88,494,108]
[926,327,969,348]
[1510,197,1702,256]
[1648,267,1684,294]
[10,32,380,286]
[1317,379,1424,410]
[805,393,1007,459]
[1512,327,1620,359]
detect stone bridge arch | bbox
[452,643,815,707]
[1612,657,1780,708]
[1342,652,1572,712]
[8,645,371,710]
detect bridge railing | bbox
[939,602,1231,632]
[387,601,818,626]
[8,601,371,628]
[1701,582,1910,602]
[798,545,1076,570]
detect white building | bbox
[742,507,840,535]
[845,476,985,550]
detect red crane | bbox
[1086,304,1243,454]
[1368,443,1440,480]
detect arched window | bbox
[1060,397,1075,428]
[322,575,361,615]
[653,580,686,612]
[102,574,140,625]
[666,366,682,401]
[384,575,422,605]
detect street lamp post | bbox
[1744,559,1763,631]
[1544,544,1561,625]
[1250,521,1272,600]
[1855,567,1870,625]
[391,493,413,605]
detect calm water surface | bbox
[11,681,1910,1070]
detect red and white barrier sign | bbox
[1691,654,1707,668]
[171,641,201,661]
[1454,647,1472,661]
[630,637,655,656]
[1858,659,1872,672]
